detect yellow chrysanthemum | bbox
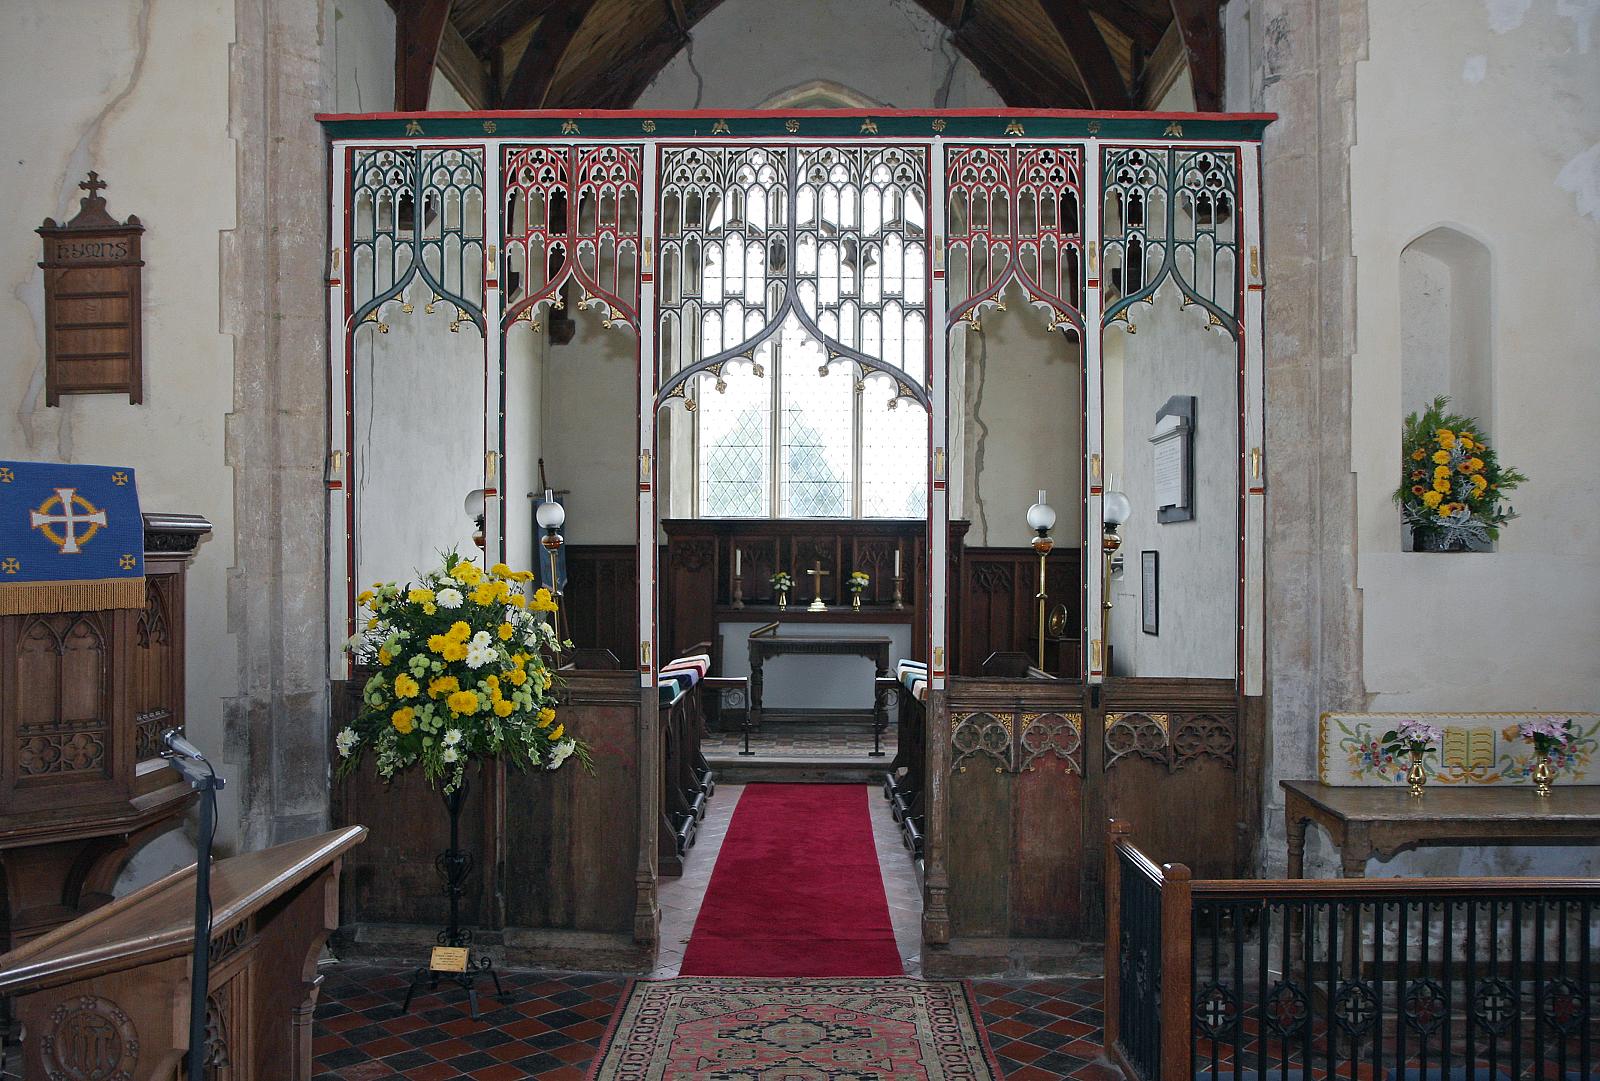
[423,603,437,615]
[428,675,459,698]
[1410,448,1425,461]
[377,647,393,666]
[1432,479,1451,493]
[548,723,564,741]
[1421,490,1443,508]
[394,673,420,699]
[407,588,435,604]
[1471,475,1488,492]
[391,706,416,734]
[451,562,483,586]
[530,587,559,613]
[1431,450,1451,465]
[508,593,527,609]
[428,633,450,654]
[536,706,556,728]
[512,653,528,669]
[498,622,515,641]
[442,642,467,662]
[366,617,380,630]
[512,570,534,582]
[493,699,514,718]
[448,621,472,642]
[446,689,480,716]
[357,590,375,604]
[491,563,514,578]
[507,667,527,687]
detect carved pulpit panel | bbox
[37,172,145,405]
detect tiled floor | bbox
[310,966,1121,1079]
[703,721,897,759]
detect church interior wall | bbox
[1,0,245,866]
[1103,292,1239,679]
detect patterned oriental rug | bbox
[679,783,902,977]
[587,977,1004,1080]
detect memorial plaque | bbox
[429,946,470,972]
[37,172,144,405]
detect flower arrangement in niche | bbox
[337,552,587,792]
[1395,397,1525,551]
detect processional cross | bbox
[805,560,830,613]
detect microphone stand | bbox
[163,743,225,1081]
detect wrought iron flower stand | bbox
[402,777,507,1020]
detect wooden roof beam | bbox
[1167,0,1222,110]
[501,1,601,109]
[395,0,454,112]
[437,19,492,109]
[1039,0,1133,110]
[467,0,566,50]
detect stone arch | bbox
[757,79,883,110]
[1400,225,1493,428]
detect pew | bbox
[0,825,366,1081]
[882,659,928,864]
[658,648,715,876]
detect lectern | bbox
[0,825,366,1081]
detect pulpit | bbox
[0,826,365,1081]
[0,513,211,950]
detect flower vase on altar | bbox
[335,551,589,1017]
[1519,717,1578,798]
[770,571,794,612]
[1379,719,1440,799]
[847,570,869,613]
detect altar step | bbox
[705,756,888,785]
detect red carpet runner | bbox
[679,783,903,977]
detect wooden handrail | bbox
[1189,874,1600,899]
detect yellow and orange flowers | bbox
[1396,397,1525,550]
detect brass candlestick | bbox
[891,574,905,611]
[732,573,744,608]
[1031,533,1054,671]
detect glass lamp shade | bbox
[1102,490,1132,528]
[463,488,487,519]
[1026,490,1057,533]
[535,497,566,530]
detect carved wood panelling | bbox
[1104,708,1237,772]
[952,708,1085,775]
[563,546,637,667]
[14,614,111,781]
[955,547,1081,677]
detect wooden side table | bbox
[1281,778,1600,878]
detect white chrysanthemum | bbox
[344,633,365,652]
[471,630,493,648]
[442,745,459,764]
[547,739,576,770]
[443,728,462,747]
[335,727,359,758]
[436,587,463,609]
[465,643,496,669]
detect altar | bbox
[748,633,894,730]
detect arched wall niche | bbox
[1399,225,1493,430]
[758,80,883,110]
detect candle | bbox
[1038,489,1047,505]
[543,488,554,504]
[894,548,901,576]
[735,548,742,576]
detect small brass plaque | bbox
[430,946,469,973]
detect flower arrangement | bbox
[1519,717,1579,759]
[1380,718,1441,759]
[1395,397,1525,551]
[769,571,794,593]
[846,571,870,594]
[337,552,587,792]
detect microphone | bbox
[161,728,208,762]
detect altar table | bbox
[1281,778,1600,878]
[748,634,893,733]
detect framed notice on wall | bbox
[1141,550,1159,635]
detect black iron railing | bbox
[1107,822,1599,1081]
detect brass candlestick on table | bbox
[892,545,905,610]
[732,548,744,608]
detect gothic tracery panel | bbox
[502,144,643,330]
[349,146,486,333]
[946,145,1084,333]
[1101,146,1240,334]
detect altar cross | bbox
[805,560,830,612]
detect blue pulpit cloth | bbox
[0,460,145,615]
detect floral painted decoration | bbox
[337,551,587,792]
[1395,396,1525,550]
[847,571,870,594]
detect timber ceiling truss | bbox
[389,1,1223,115]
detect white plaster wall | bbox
[1346,0,1600,875]
[958,284,1084,548]
[0,0,243,855]
[333,0,394,112]
[1351,0,1600,712]
[504,322,547,574]
[541,305,641,545]
[636,0,1004,110]
[1103,290,1239,678]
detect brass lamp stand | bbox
[536,489,565,665]
[1100,487,1132,675]
[1025,491,1057,672]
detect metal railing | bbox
[1106,820,1599,1081]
